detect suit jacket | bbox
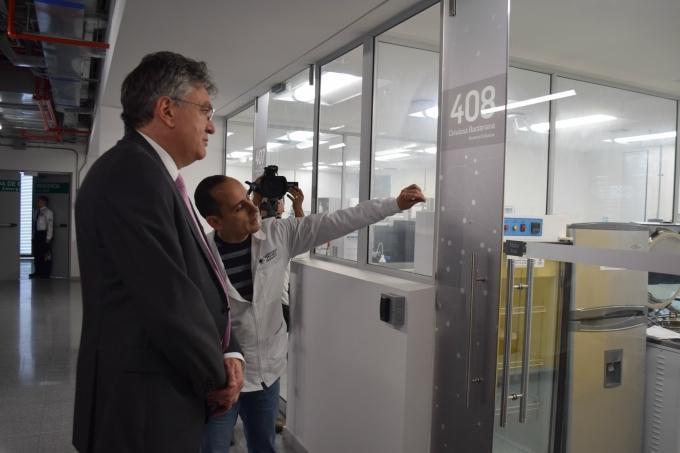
[73,131,238,453]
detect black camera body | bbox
[246,165,298,218]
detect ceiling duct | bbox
[34,0,86,126]
[0,34,45,68]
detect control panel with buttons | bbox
[503,217,543,237]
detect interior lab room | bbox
[0,0,679,451]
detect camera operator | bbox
[194,173,425,453]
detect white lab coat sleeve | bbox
[286,197,401,257]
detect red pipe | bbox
[7,0,110,49]
[20,128,90,142]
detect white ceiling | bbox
[101,0,680,118]
[100,0,426,115]
[99,0,679,173]
[510,0,680,98]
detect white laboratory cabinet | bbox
[644,340,680,453]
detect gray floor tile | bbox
[41,402,75,434]
[1,261,300,453]
[37,430,76,453]
[0,435,40,453]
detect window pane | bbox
[226,105,255,186]
[265,70,315,218]
[504,67,550,216]
[552,78,677,223]
[20,173,33,255]
[368,5,440,275]
[316,45,364,261]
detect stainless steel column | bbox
[431,0,509,450]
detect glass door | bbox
[493,254,566,453]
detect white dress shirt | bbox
[36,206,54,242]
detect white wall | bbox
[287,258,435,453]
[0,143,85,278]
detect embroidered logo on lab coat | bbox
[260,249,277,264]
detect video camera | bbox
[246,165,298,218]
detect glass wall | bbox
[552,77,677,223]
[266,69,315,217]
[503,67,550,216]
[315,45,365,261]
[368,4,440,276]
[226,105,255,186]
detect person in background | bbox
[254,186,306,331]
[195,175,425,453]
[74,51,243,453]
[30,195,53,279]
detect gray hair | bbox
[120,51,216,130]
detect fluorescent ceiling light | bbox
[277,130,314,142]
[613,131,676,144]
[226,131,234,137]
[328,143,345,149]
[292,72,361,103]
[329,125,345,131]
[530,114,616,133]
[376,148,408,156]
[408,106,439,119]
[267,142,282,149]
[329,160,360,167]
[403,143,418,149]
[375,153,410,161]
[245,146,253,151]
[481,90,576,115]
[296,140,327,149]
[424,147,437,154]
[229,151,251,158]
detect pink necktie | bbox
[175,174,231,349]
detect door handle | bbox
[59,223,68,227]
[0,223,18,228]
[519,258,535,423]
[500,258,515,427]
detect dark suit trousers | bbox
[33,231,51,276]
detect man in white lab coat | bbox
[194,175,425,453]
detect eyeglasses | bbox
[171,97,215,121]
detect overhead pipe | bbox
[34,77,58,130]
[6,0,110,49]
[19,128,89,142]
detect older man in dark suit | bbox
[74,52,244,453]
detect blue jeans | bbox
[201,379,280,453]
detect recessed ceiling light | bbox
[613,131,676,144]
[530,114,616,133]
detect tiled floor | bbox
[0,262,297,453]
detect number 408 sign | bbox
[444,74,506,149]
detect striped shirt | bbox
[215,234,253,301]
